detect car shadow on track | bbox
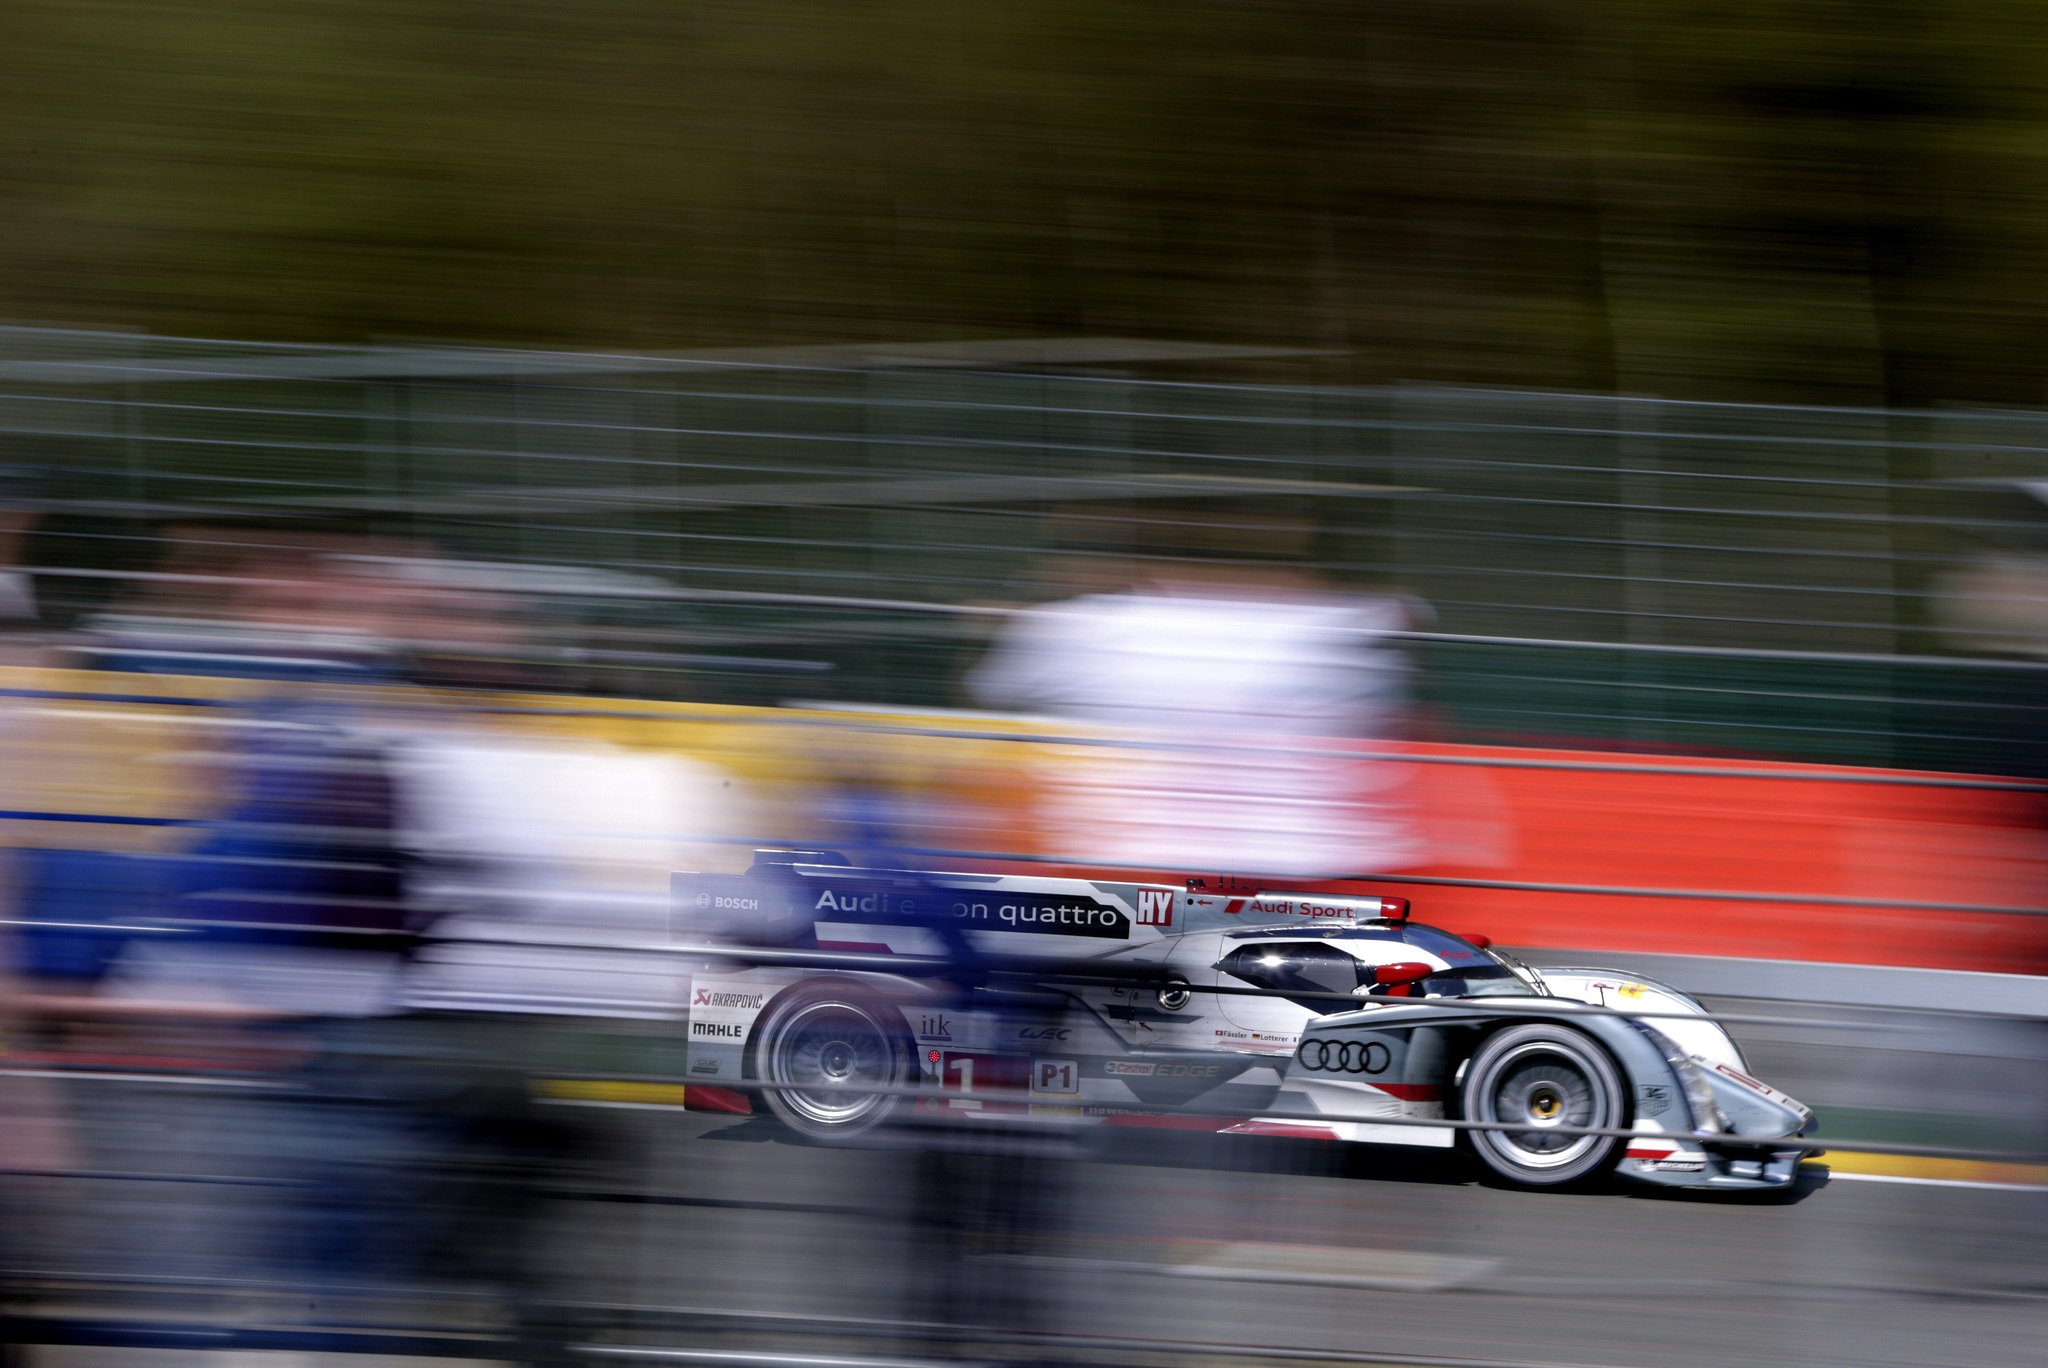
[698,1113,1477,1183]
[697,1116,789,1142]
[1079,1128,1480,1187]
[1614,1161,1830,1206]
[1028,1129,1831,1204]
[693,1114,1828,1202]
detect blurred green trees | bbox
[4,0,2048,406]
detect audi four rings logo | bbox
[1298,1039,1391,1074]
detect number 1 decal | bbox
[946,1055,980,1109]
[930,1052,1029,1114]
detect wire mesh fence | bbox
[7,326,2048,769]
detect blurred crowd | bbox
[0,494,1439,1354]
[1,477,2039,1362]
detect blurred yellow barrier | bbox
[533,1079,691,1106]
[0,664,1063,870]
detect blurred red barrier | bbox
[1038,742,2048,976]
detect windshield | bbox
[1215,928,1542,1007]
[1400,924,1544,998]
[1214,942,1371,1011]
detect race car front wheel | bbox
[752,983,913,1143]
[1460,1023,1625,1188]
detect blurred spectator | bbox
[1940,551,2048,662]
[0,919,74,1368]
[969,509,1424,879]
[73,541,742,1320]
[0,464,48,642]
[74,528,413,681]
[1935,541,2048,844]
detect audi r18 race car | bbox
[675,851,1815,1192]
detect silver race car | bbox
[675,852,1815,1192]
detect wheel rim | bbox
[1470,1039,1614,1174]
[762,999,902,1132]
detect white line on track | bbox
[1825,1171,2048,1192]
[0,1068,286,1088]
[544,1097,692,1111]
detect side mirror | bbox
[1458,933,1493,949]
[1367,962,1436,988]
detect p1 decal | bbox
[1032,1058,1080,1095]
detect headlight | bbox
[1630,1021,1727,1133]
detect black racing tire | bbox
[750,981,915,1143]
[1460,1022,1627,1188]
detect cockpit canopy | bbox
[1215,923,1539,1009]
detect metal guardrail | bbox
[12,932,2012,1156]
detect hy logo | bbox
[1136,889,1174,927]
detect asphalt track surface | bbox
[546,1108,2040,1368]
[550,997,2048,1368]
[21,1000,2048,1368]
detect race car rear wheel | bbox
[752,983,913,1143]
[1460,1023,1625,1188]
